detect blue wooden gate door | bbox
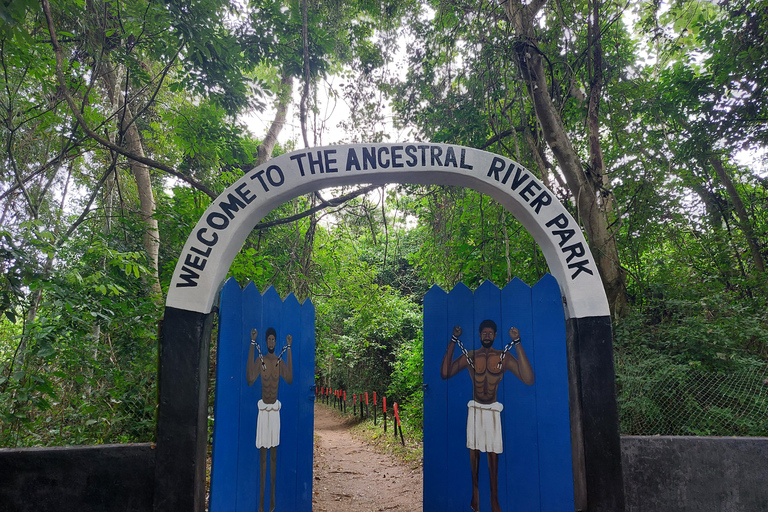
[209,279,315,512]
[424,276,574,512]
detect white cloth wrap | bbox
[466,400,504,454]
[255,399,281,448]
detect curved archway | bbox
[156,143,624,512]
[167,143,607,319]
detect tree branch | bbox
[480,126,524,150]
[255,185,379,230]
[40,0,217,199]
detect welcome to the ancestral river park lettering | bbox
[174,144,594,290]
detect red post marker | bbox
[393,402,405,445]
[373,392,377,405]
[383,396,387,432]
[365,392,369,405]
[343,390,346,401]
[353,393,356,404]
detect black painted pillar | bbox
[154,307,214,512]
[567,316,626,511]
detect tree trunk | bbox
[296,195,318,301]
[709,154,765,274]
[502,0,627,315]
[256,71,293,166]
[300,0,311,148]
[103,61,162,297]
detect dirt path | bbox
[313,404,423,511]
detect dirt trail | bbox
[313,404,423,511]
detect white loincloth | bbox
[466,400,504,454]
[255,399,281,448]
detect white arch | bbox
[167,143,608,319]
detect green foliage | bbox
[2,0,768,451]
[0,222,160,446]
[615,284,768,436]
[387,334,424,430]
[310,197,426,413]
[401,185,547,289]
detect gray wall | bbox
[622,435,768,512]
[0,443,155,512]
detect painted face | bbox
[267,334,276,353]
[480,327,496,348]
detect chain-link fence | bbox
[616,359,768,437]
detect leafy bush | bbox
[614,287,768,436]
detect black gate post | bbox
[153,307,214,512]
[567,316,625,512]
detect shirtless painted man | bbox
[440,320,535,512]
[247,327,293,512]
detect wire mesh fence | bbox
[616,359,768,437]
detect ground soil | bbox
[313,404,423,511]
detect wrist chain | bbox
[452,335,475,370]
[275,344,289,366]
[497,339,519,369]
[252,341,266,370]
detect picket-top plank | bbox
[423,285,450,512]
[501,278,540,511]
[445,283,475,512]
[296,297,315,512]
[472,281,503,512]
[273,292,300,511]
[532,274,574,511]
[236,282,263,512]
[209,278,243,512]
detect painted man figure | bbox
[440,320,535,512]
[247,327,293,512]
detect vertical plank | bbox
[296,298,315,512]
[236,282,263,512]
[275,292,300,511]
[209,278,243,511]
[423,285,449,511]
[260,286,283,511]
[532,274,574,511]
[472,281,503,512]
[501,278,540,511]
[445,283,475,512]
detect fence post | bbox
[383,396,387,433]
[393,402,405,446]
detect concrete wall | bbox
[0,443,155,512]
[2,436,767,511]
[622,436,768,512]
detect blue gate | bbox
[209,279,315,512]
[424,276,574,512]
